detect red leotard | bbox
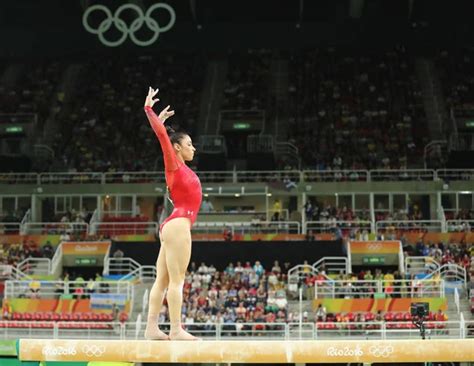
[144,106,202,232]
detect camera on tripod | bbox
[410,302,429,339]
[410,302,429,318]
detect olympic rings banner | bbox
[82,3,176,47]
[350,241,400,254]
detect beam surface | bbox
[19,339,474,363]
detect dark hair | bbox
[166,125,188,145]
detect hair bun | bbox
[165,125,176,135]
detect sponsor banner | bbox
[0,339,17,356]
[62,241,111,256]
[0,234,61,247]
[350,241,400,254]
[191,233,317,241]
[312,297,447,312]
[9,298,130,314]
[18,338,474,363]
[90,294,127,310]
[112,234,156,242]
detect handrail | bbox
[313,279,445,299]
[142,289,149,315]
[0,320,465,340]
[50,242,63,276]
[422,263,467,285]
[17,257,51,276]
[454,287,460,314]
[312,257,349,275]
[1,169,473,184]
[22,222,89,235]
[4,280,132,299]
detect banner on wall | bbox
[90,294,127,310]
[349,240,401,266]
[0,340,17,356]
[312,297,447,313]
[62,241,111,266]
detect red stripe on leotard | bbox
[144,106,202,232]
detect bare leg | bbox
[145,239,169,340]
[161,218,199,340]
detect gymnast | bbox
[143,87,202,340]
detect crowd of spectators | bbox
[157,260,289,331]
[222,49,272,111]
[436,47,474,112]
[287,46,427,170]
[0,60,65,130]
[49,53,205,172]
[0,239,54,266]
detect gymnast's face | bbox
[175,135,196,161]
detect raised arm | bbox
[144,87,180,172]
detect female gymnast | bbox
[143,87,202,341]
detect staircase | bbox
[198,59,228,135]
[415,57,449,139]
[268,58,289,137]
[40,63,83,146]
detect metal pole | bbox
[299,287,303,339]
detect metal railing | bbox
[1,169,473,184]
[369,169,436,181]
[22,222,89,235]
[376,220,443,233]
[0,320,466,340]
[105,257,156,282]
[4,280,132,300]
[302,170,369,182]
[17,258,51,277]
[313,279,445,299]
[90,222,158,236]
[312,257,349,275]
[438,169,474,181]
[305,220,372,235]
[405,256,440,275]
[0,222,20,234]
[193,221,300,234]
[0,265,31,280]
[447,220,474,232]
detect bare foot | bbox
[145,327,170,340]
[169,328,201,341]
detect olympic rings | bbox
[368,345,394,358]
[82,344,105,357]
[82,3,176,47]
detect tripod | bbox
[411,314,427,340]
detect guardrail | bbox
[193,221,300,234]
[17,258,51,277]
[90,222,158,236]
[0,321,466,340]
[1,218,472,237]
[1,169,473,184]
[447,220,474,232]
[0,223,21,234]
[305,220,372,236]
[4,280,132,300]
[376,220,443,233]
[22,222,89,235]
[313,279,445,299]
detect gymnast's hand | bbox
[145,87,160,108]
[145,87,175,122]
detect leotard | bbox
[144,106,202,233]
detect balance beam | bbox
[19,339,474,363]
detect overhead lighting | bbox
[234,194,240,197]
[267,193,272,197]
